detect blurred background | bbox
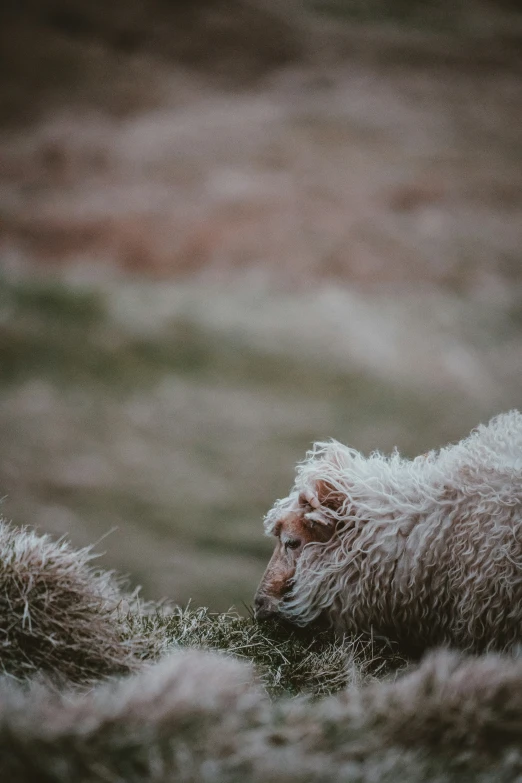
[0,0,521,610]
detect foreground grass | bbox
[128,605,407,697]
[2,519,522,782]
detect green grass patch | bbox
[0,277,423,405]
[0,278,106,325]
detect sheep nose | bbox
[254,594,276,621]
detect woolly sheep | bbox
[255,411,522,654]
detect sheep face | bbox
[254,490,334,621]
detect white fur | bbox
[264,411,522,652]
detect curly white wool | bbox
[265,411,522,652]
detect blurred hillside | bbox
[0,0,521,610]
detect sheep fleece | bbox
[265,411,522,652]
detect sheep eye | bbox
[285,539,300,551]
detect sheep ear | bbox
[315,479,345,512]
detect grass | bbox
[0,517,150,683]
[0,275,470,426]
[0,278,106,325]
[1,529,521,783]
[130,605,407,697]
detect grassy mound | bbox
[0,518,153,683]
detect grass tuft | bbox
[131,605,406,697]
[0,518,153,684]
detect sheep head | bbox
[254,485,336,621]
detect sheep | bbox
[255,411,522,654]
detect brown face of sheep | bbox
[254,491,335,621]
